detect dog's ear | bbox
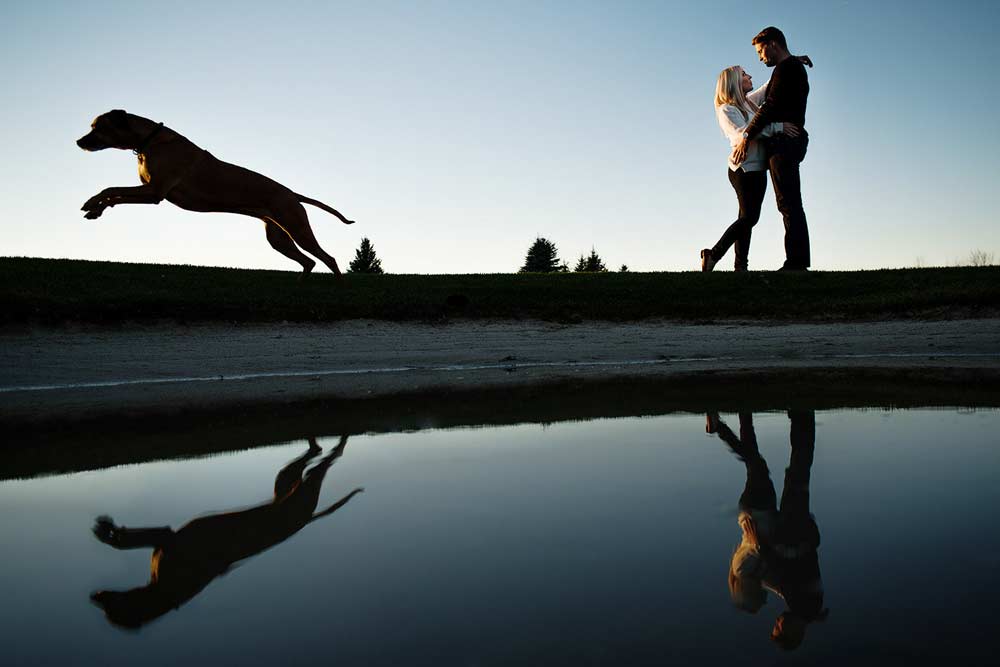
[107,109,129,130]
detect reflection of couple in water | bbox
[701,26,813,273]
[90,436,363,629]
[707,410,827,650]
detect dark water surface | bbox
[3,407,999,665]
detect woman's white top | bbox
[717,83,782,172]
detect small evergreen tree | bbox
[574,248,608,273]
[619,264,629,273]
[519,237,567,273]
[348,237,384,274]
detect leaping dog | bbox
[90,436,363,629]
[77,109,355,276]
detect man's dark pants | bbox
[767,134,810,269]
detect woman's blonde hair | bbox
[715,66,758,120]
[729,541,767,613]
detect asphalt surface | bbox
[3,318,999,424]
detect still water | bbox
[2,408,999,665]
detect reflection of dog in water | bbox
[76,110,355,275]
[707,411,828,651]
[90,436,362,629]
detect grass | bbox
[8,367,1000,480]
[2,256,999,325]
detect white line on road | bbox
[2,352,997,395]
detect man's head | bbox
[752,26,789,67]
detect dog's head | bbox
[77,109,134,151]
[90,585,186,630]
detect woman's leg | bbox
[710,169,767,270]
[731,170,767,271]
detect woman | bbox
[700,64,803,272]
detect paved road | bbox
[3,319,999,423]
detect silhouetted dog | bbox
[77,110,355,275]
[90,437,362,629]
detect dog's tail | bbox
[295,194,355,225]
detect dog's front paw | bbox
[93,515,119,544]
[82,193,107,210]
[82,198,108,219]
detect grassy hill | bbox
[2,256,998,325]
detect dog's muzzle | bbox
[77,133,106,151]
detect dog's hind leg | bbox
[264,218,316,273]
[271,203,343,277]
[273,438,323,500]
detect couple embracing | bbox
[701,27,812,273]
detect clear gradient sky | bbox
[3,0,998,273]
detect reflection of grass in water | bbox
[2,256,999,325]
[7,368,1000,482]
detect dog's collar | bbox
[133,122,165,155]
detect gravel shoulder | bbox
[3,318,1000,425]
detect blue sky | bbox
[3,0,998,273]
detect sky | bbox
[3,0,999,274]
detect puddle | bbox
[2,404,998,664]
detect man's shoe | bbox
[700,249,717,272]
[777,264,809,272]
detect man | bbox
[733,27,812,271]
